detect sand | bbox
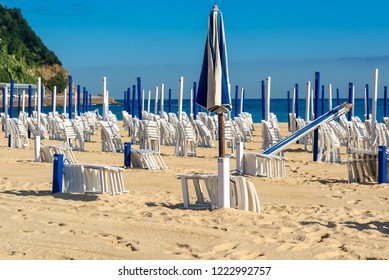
[0,122,388,260]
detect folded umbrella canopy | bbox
[196,4,232,208]
[196,4,232,158]
[197,4,231,114]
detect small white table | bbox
[176,174,218,209]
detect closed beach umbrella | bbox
[197,5,231,115]
[196,4,232,208]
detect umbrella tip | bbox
[212,4,219,11]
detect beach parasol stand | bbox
[196,4,232,208]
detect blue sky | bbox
[3,0,389,99]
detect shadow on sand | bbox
[300,220,389,234]
[1,190,99,202]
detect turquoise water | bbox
[21,98,388,123]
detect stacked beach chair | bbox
[8,118,29,148]
[242,152,287,178]
[176,173,260,212]
[100,121,123,152]
[62,163,127,195]
[174,120,197,156]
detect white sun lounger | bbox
[40,144,77,163]
[130,149,167,170]
[63,163,126,195]
[243,152,287,178]
[176,174,260,212]
[347,148,378,183]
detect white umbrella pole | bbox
[364,87,367,119]
[217,157,230,208]
[240,88,244,115]
[22,90,26,114]
[154,86,159,116]
[292,88,296,132]
[178,76,184,121]
[34,78,41,162]
[147,90,151,113]
[4,87,8,138]
[106,91,109,117]
[311,88,314,120]
[34,90,37,112]
[265,76,271,121]
[53,86,57,114]
[142,89,145,115]
[160,83,164,118]
[328,84,332,111]
[102,76,107,121]
[372,68,378,150]
[190,89,193,117]
[63,88,67,115]
[305,81,311,123]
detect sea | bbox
[36,98,387,124]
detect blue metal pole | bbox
[52,154,64,193]
[77,85,81,116]
[235,85,239,117]
[127,88,131,114]
[378,146,387,184]
[261,81,266,120]
[321,85,325,116]
[336,88,340,106]
[124,142,132,168]
[348,83,353,121]
[365,84,369,120]
[83,87,87,113]
[313,72,320,162]
[137,77,142,120]
[168,89,172,113]
[10,80,14,118]
[28,85,32,138]
[295,83,299,119]
[384,86,388,117]
[193,82,197,119]
[41,86,44,113]
[17,94,21,116]
[68,75,73,119]
[28,86,32,116]
[132,85,136,117]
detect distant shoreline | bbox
[0,95,119,107]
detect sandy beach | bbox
[0,122,388,260]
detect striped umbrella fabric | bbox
[196,4,231,114]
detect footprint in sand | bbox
[18,229,45,234]
[347,200,361,205]
[332,195,343,199]
[98,232,140,251]
[174,243,200,259]
[9,251,26,257]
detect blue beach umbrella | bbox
[196,4,232,158]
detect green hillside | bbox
[0,4,67,91]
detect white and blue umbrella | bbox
[196,4,232,208]
[196,4,231,158]
[197,4,231,114]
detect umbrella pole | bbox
[218,113,225,158]
[217,112,230,208]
